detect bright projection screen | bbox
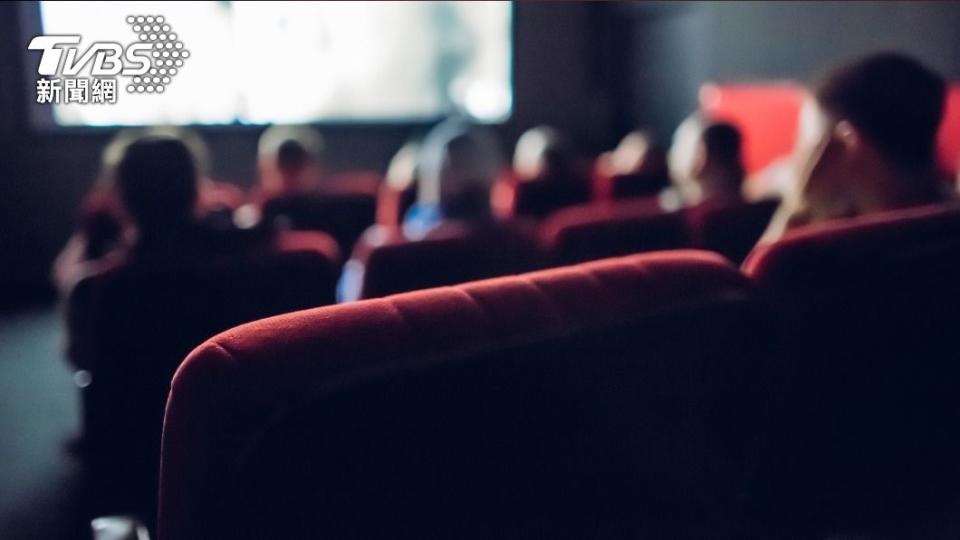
[32,1,512,126]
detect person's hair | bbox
[813,52,945,171]
[258,125,325,170]
[277,139,310,173]
[117,137,197,232]
[701,122,742,166]
[418,119,502,221]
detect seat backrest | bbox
[506,173,592,219]
[743,202,960,528]
[354,223,544,299]
[595,171,671,201]
[540,199,689,264]
[685,198,779,263]
[160,251,778,540]
[66,231,338,496]
[261,192,376,255]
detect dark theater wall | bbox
[620,1,960,140]
[0,2,615,307]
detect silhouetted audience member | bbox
[495,125,590,218]
[338,120,504,301]
[144,126,245,224]
[664,113,746,210]
[762,52,952,242]
[53,129,247,292]
[256,125,326,198]
[402,119,503,239]
[115,137,209,254]
[52,129,148,293]
[595,130,670,200]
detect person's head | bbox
[116,137,198,236]
[795,52,946,214]
[257,125,325,193]
[148,126,212,178]
[611,130,666,177]
[668,113,745,204]
[513,126,574,180]
[418,119,503,222]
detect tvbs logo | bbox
[29,15,189,105]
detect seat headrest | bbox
[159,250,751,539]
[743,202,960,286]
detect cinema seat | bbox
[260,191,377,255]
[159,250,779,540]
[744,202,960,533]
[685,198,779,263]
[540,199,689,265]
[65,230,339,507]
[606,172,671,200]
[347,223,544,299]
[494,172,592,219]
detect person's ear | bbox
[833,120,862,158]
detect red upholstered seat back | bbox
[261,191,377,255]
[540,199,689,264]
[354,223,544,299]
[685,198,779,263]
[499,173,592,219]
[66,230,338,503]
[606,171,671,200]
[744,202,960,529]
[160,251,777,539]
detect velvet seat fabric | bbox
[498,172,592,219]
[684,198,779,263]
[160,250,777,539]
[744,202,960,534]
[540,199,689,265]
[350,222,544,299]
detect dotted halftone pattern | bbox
[125,15,189,94]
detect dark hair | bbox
[277,139,310,173]
[701,121,742,166]
[814,52,945,171]
[117,137,197,231]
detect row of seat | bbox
[253,166,666,256]
[66,194,777,498]
[158,201,960,539]
[350,196,776,299]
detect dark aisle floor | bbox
[0,307,92,540]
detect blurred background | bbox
[4,1,960,309]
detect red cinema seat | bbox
[684,199,779,264]
[260,191,377,255]
[744,202,960,533]
[348,223,544,299]
[495,172,592,220]
[159,251,777,540]
[604,172,671,200]
[65,230,339,506]
[540,199,689,265]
